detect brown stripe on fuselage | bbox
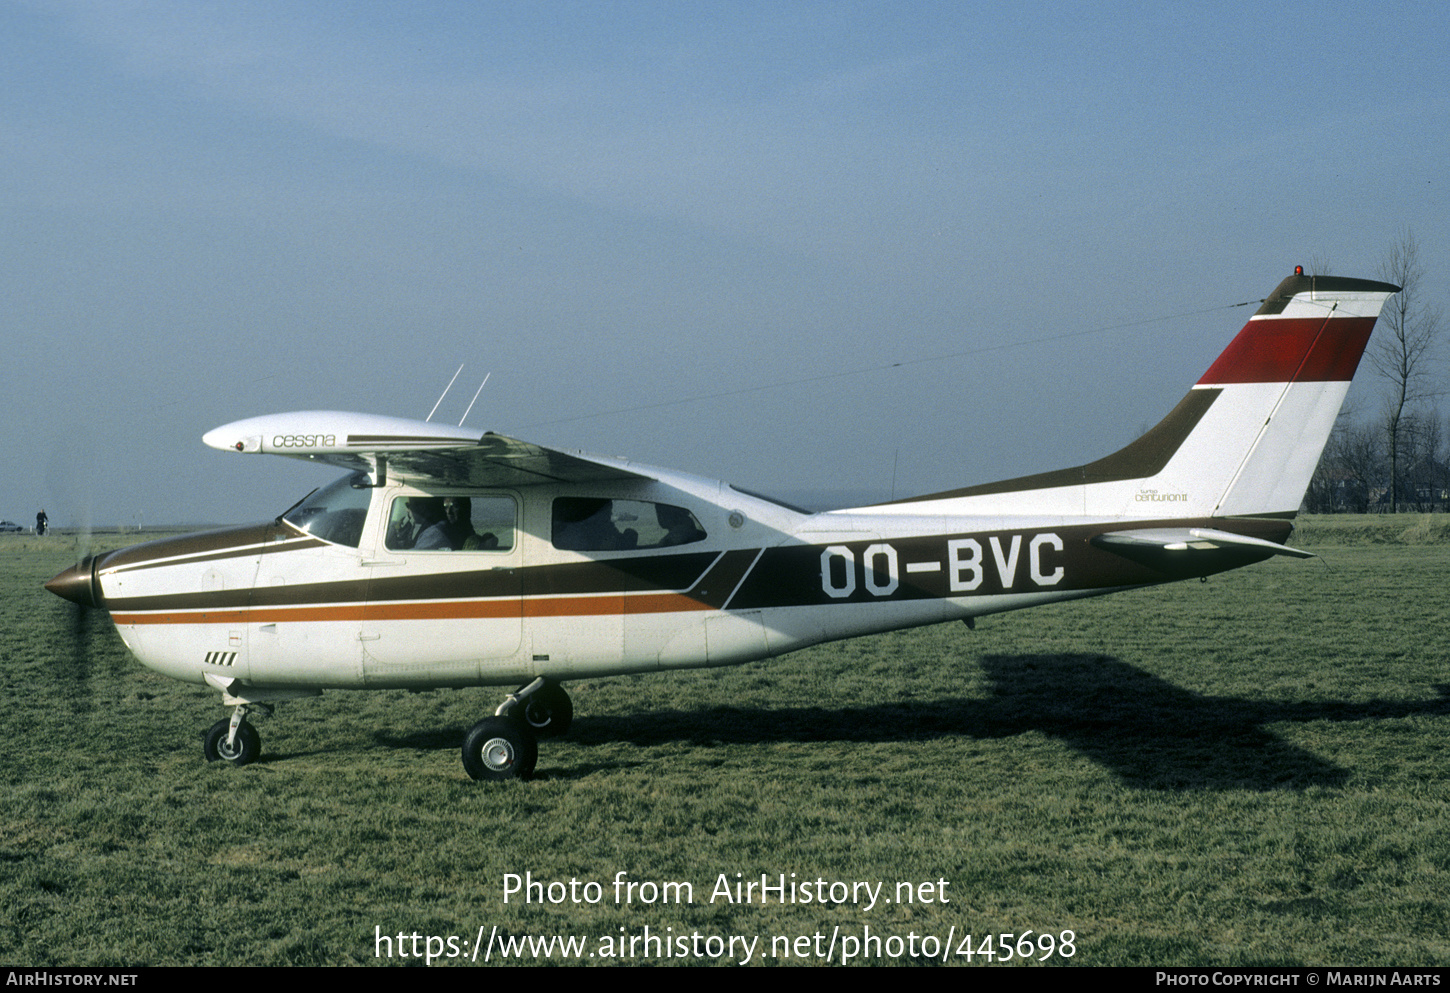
[102,547,721,614]
[104,577,372,613]
[872,388,1220,506]
[683,548,762,609]
[99,523,310,574]
[517,552,718,597]
[112,590,716,625]
[103,548,726,616]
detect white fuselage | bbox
[96,460,1237,694]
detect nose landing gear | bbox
[203,703,269,766]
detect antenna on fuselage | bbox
[426,363,465,422]
[459,373,491,427]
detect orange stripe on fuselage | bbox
[111,592,712,625]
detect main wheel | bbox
[203,719,261,766]
[521,682,573,738]
[462,716,538,781]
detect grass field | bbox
[2,518,1448,966]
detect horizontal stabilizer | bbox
[1093,527,1314,559]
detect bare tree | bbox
[1311,409,1386,512]
[1370,229,1443,510]
[1398,407,1448,510]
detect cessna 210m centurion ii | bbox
[47,269,1399,781]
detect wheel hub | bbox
[482,737,515,772]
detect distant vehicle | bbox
[45,269,1401,781]
[0,521,23,533]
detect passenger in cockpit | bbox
[442,497,476,550]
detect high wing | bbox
[201,411,653,488]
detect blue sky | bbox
[4,0,1446,526]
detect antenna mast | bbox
[426,363,465,422]
[460,373,491,427]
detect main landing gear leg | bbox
[203,703,270,766]
[460,679,573,782]
[512,679,573,739]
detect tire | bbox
[521,682,573,738]
[462,716,538,781]
[203,719,261,766]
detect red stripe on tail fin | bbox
[1197,316,1376,385]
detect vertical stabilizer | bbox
[1195,273,1399,517]
[862,271,1399,520]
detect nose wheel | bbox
[202,702,274,767]
[203,717,260,766]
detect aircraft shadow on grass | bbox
[373,653,1450,791]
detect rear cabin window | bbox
[552,498,706,551]
[385,495,516,552]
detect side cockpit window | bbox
[386,495,515,552]
[281,472,373,548]
[552,498,706,551]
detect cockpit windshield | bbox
[281,472,372,547]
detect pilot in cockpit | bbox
[410,498,453,550]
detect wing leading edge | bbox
[202,411,653,488]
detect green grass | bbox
[1,520,1448,966]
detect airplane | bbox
[46,268,1400,781]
